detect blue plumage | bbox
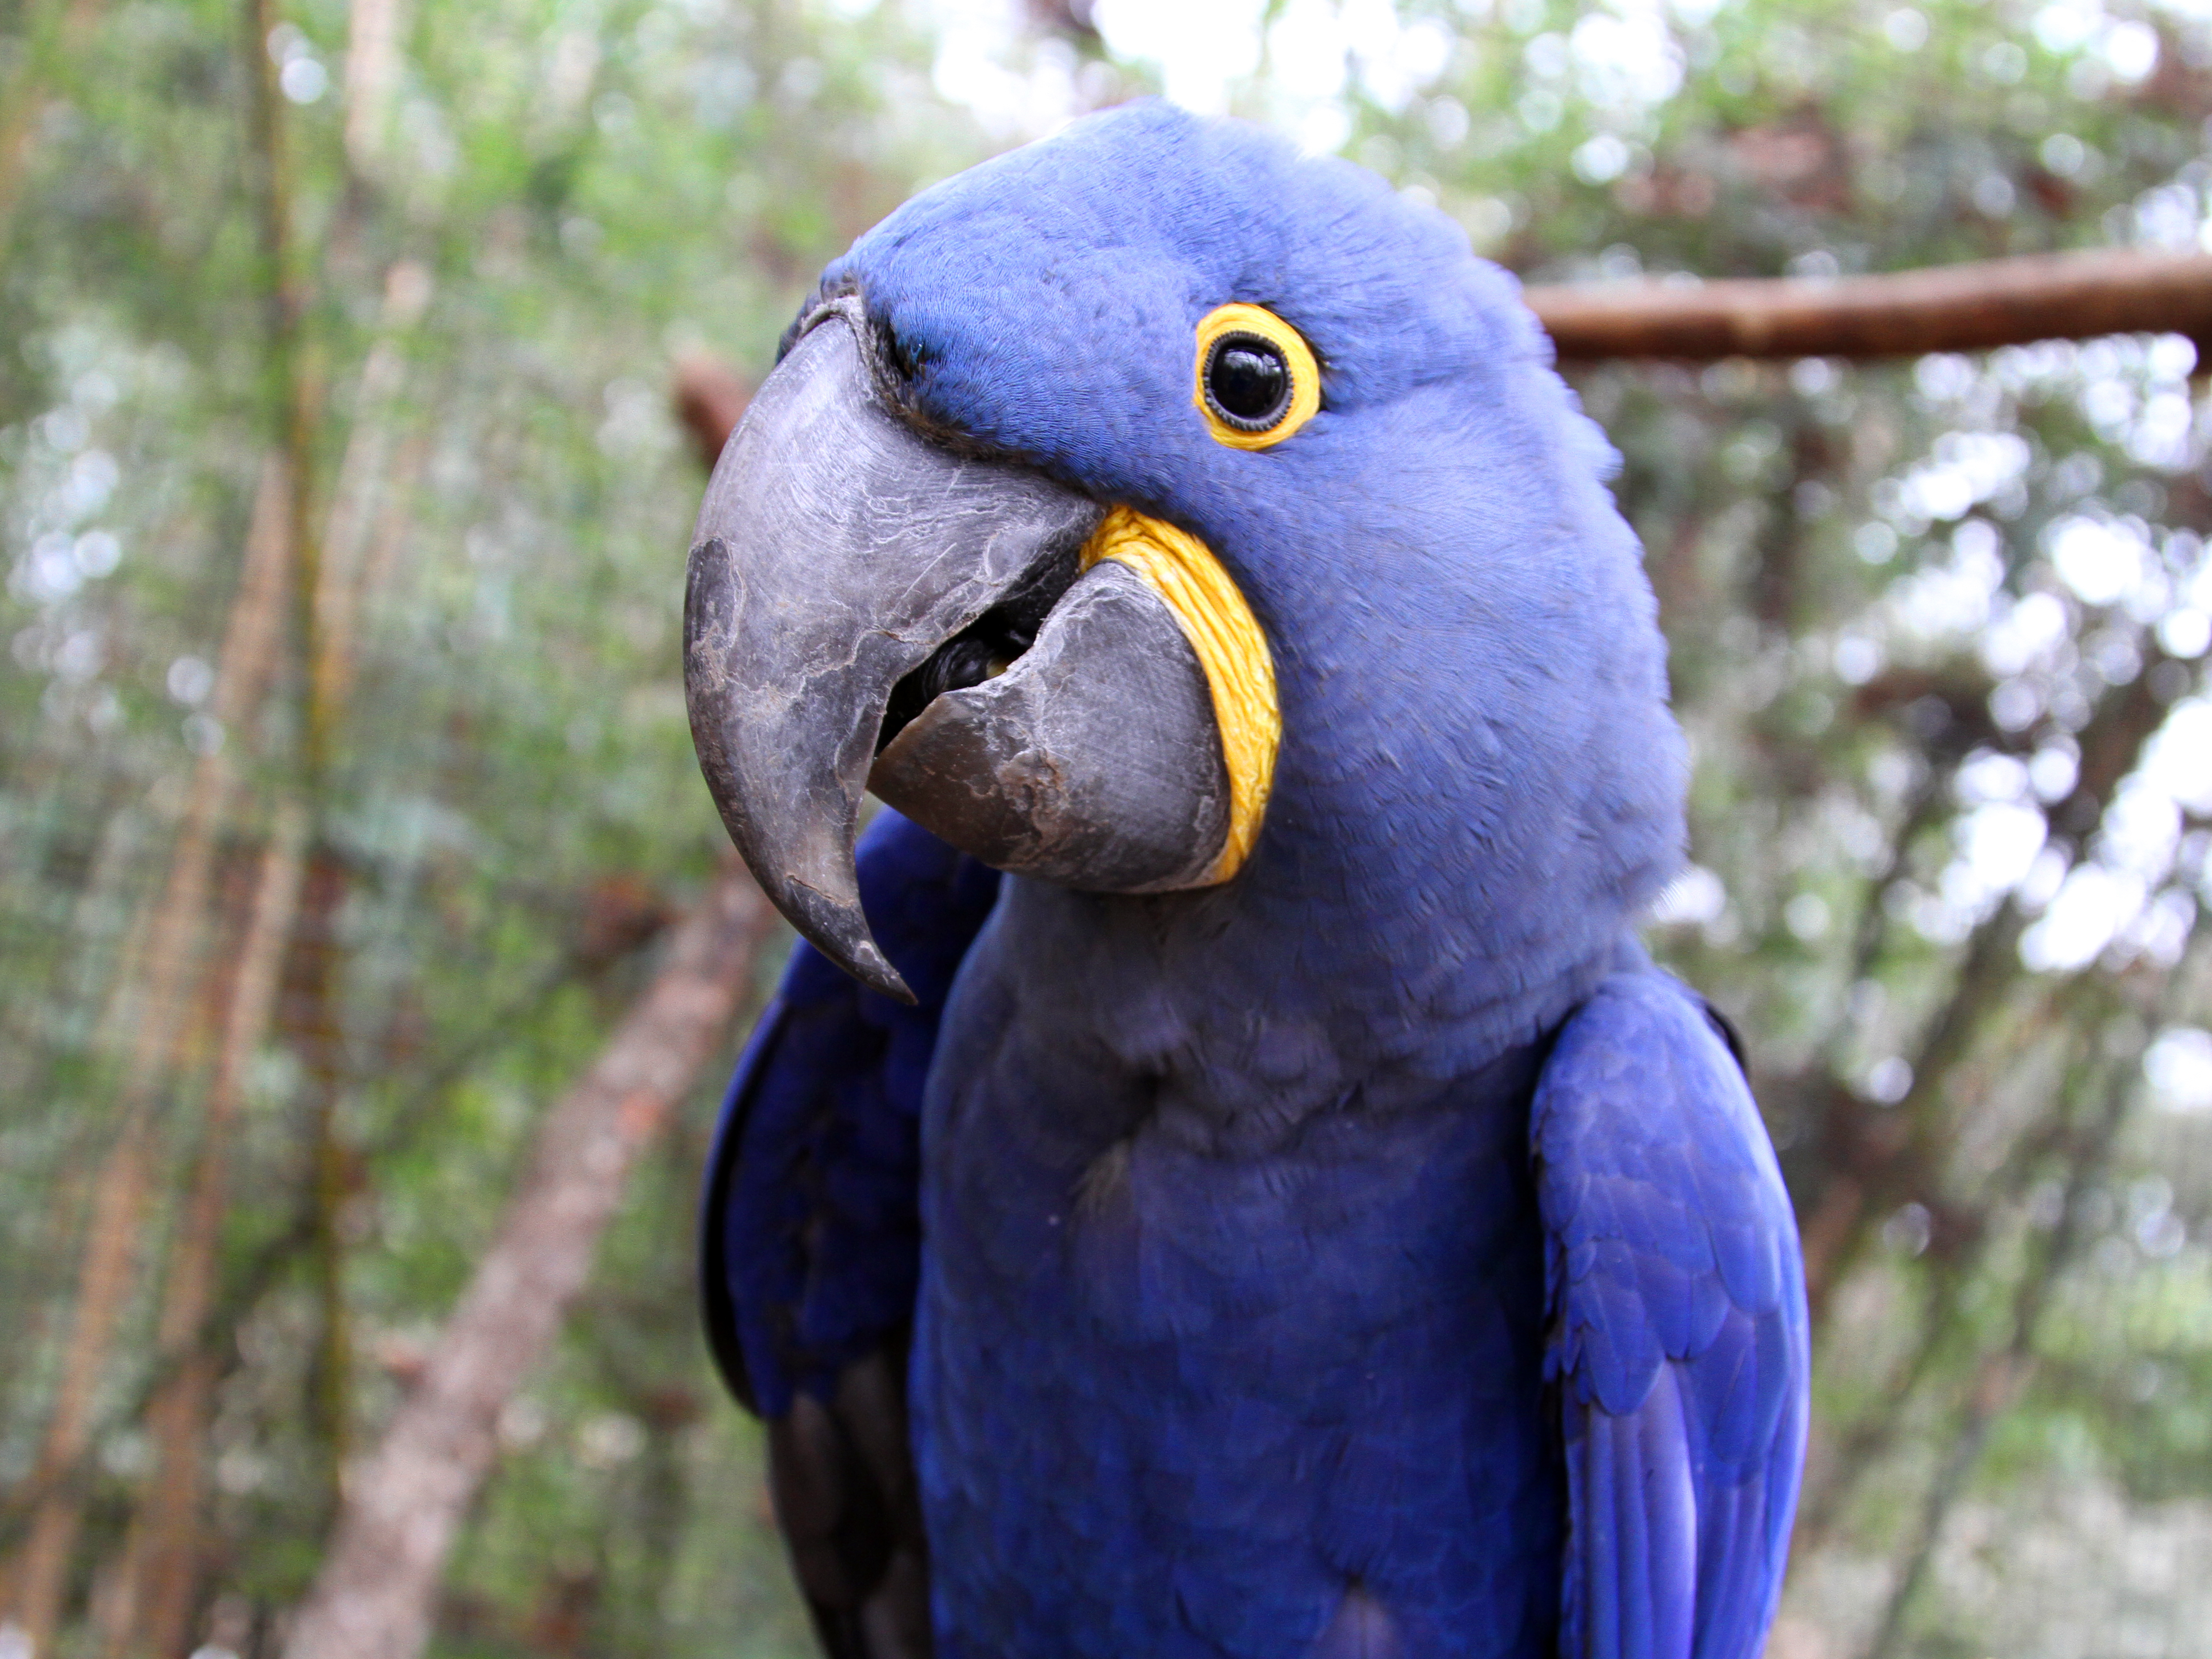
[702,101,1807,1658]
[1535,975,1809,1659]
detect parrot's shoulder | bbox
[1532,969,1798,1411]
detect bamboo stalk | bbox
[242,0,360,1521]
[278,867,778,1659]
[290,302,434,1521]
[287,265,429,1514]
[294,847,355,1489]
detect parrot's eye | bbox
[1192,303,1320,451]
[1204,335,1290,430]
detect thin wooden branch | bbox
[1527,247,2212,362]
[110,802,309,1659]
[278,867,778,1659]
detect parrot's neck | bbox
[1190,785,1640,1080]
[995,687,1670,1105]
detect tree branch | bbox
[1526,248,2212,362]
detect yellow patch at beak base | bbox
[1080,506,1279,884]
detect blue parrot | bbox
[683,102,1808,1659]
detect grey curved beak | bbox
[683,312,1101,999]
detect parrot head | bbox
[686,102,1684,1011]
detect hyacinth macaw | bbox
[683,102,1808,1659]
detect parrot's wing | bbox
[1532,972,1809,1659]
[701,807,999,1659]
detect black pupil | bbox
[1210,339,1289,424]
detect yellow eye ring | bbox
[1193,303,1320,451]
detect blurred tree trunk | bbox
[104,803,309,1659]
[0,0,105,236]
[278,866,776,1659]
[341,0,410,179]
[2,459,294,1650]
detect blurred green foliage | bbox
[3,1,994,1652]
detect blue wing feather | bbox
[698,809,996,1659]
[1534,972,1809,1659]
[699,807,1000,1417]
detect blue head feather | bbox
[813,102,1685,1071]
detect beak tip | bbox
[770,872,918,1005]
[861,961,921,1007]
[840,942,920,1009]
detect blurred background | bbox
[5,0,2212,1655]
